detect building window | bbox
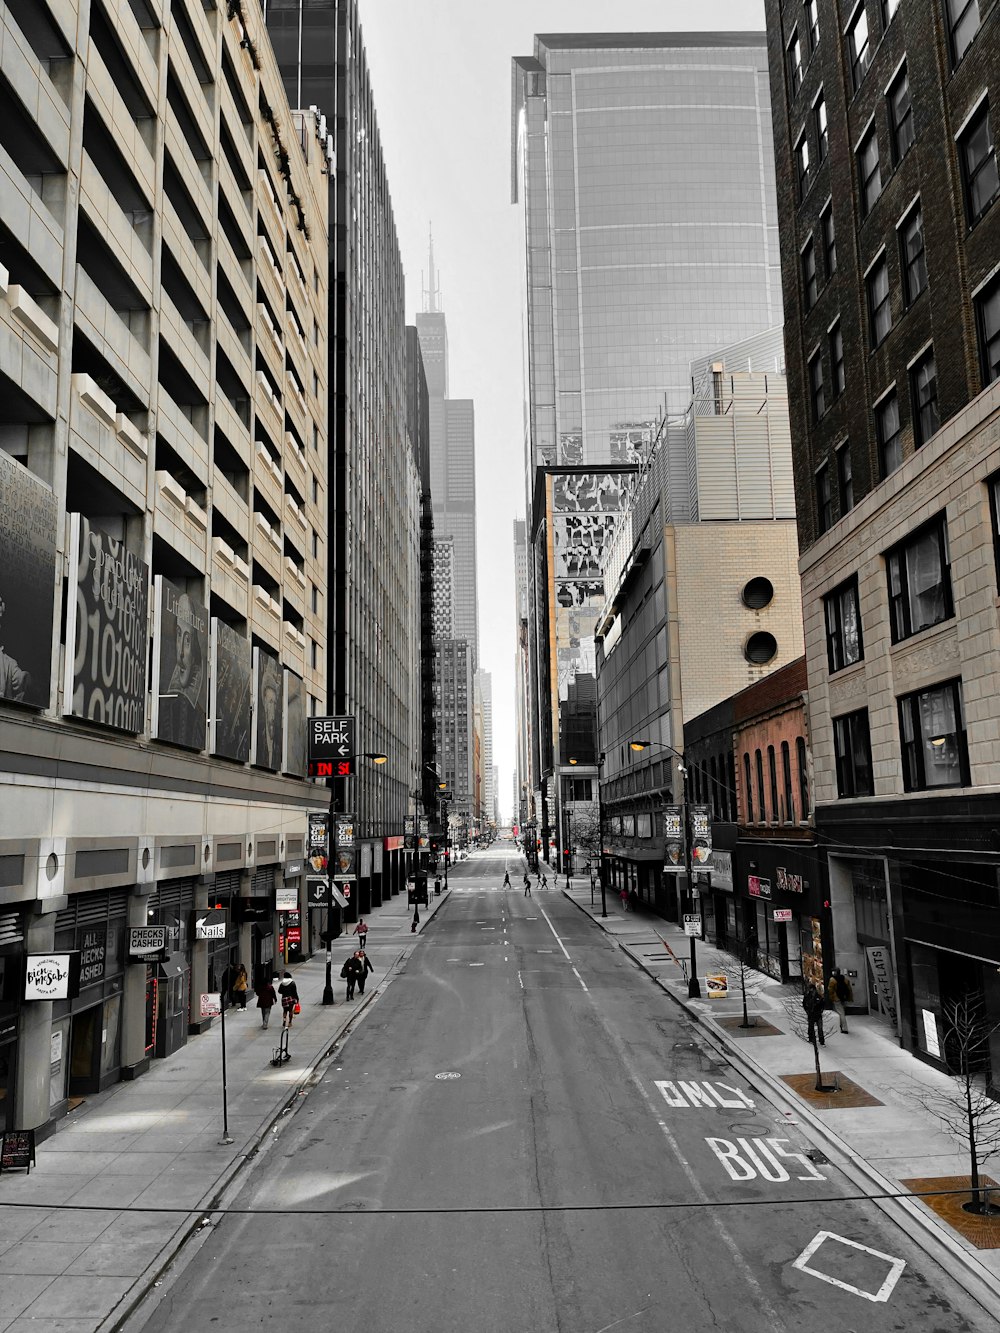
[959,100,998,226]
[858,126,882,216]
[767,745,779,823]
[945,0,980,67]
[886,514,953,642]
[802,238,818,308]
[847,4,871,92]
[976,273,1000,386]
[796,736,810,820]
[898,679,968,791]
[796,133,811,198]
[830,322,845,396]
[876,391,902,476]
[837,439,854,513]
[821,202,837,276]
[866,255,891,346]
[743,752,754,822]
[899,203,927,306]
[755,749,766,823]
[882,0,900,24]
[781,740,795,823]
[910,348,939,446]
[806,0,821,49]
[787,29,804,94]
[815,93,829,161]
[825,576,864,673]
[809,348,826,421]
[888,66,915,162]
[816,462,833,534]
[833,709,874,797]
[987,472,1000,591]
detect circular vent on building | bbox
[745,632,778,665]
[741,577,774,609]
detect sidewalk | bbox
[0,887,450,1333]
[562,879,1000,1305]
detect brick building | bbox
[765,0,1000,1081]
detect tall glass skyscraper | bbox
[512,33,782,856]
[513,33,781,473]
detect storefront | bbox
[51,888,128,1099]
[0,909,23,1132]
[145,876,196,1061]
[209,869,242,1004]
[734,845,824,986]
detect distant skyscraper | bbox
[416,234,480,664]
[512,32,782,858]
[475,669,494,829]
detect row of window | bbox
[845,0,979,100]
[814,270,1000,533]
[741,739,811,826]
[834,677,968,797]
[823,502,960,673]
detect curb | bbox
[561,889,1000,1316]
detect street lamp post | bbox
[322,752,387,1006]
[630,739,701,999]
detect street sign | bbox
[0,1129,35,1175]
[276,885,298,912]
[200,992,222,1019]
[193,908,227,941]
[307,716,356,777]
[438,791,453,802]
[683,914,702,937]
[127,926,167,960]
[773,908,793,923]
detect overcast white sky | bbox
[360,0,766,819]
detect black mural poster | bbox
[151,576,207,750]
[210,619,251,762]
[0,451,57,708]
[283,669,306,776]
[64,513,149,733]
[252,646,282,771]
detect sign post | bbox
[308,716,357,778]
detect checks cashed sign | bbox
[128,926,167,961]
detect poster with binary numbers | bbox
[209,618,251,762]
[0,451,57,708]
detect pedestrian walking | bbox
[435,875,442,895]
[278,971,299,1030]
[256,978,277,1030]
[802,980,826,1046]
[232,963,249,1011]
[540,872,547,889]
[356,949,375,995]
[524,875,531,897]
[353,917,369,950]
[411,907,420,932]
[502,870,511,887]
[341,953,361,1000]
[620,887,630,911]
[827,968,853,1033]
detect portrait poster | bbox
[64,513,148,733]
[282,669,306,776]
[251,646,282,771]
[0,450,58,708]
[210,619,251,762]
[151,577,207,750]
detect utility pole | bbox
[680,760,702,1000]
[322,779,339,1005]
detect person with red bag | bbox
[278,971,300,1029]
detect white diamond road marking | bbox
[791,1231,906,1303]
[435,1072,461,1080]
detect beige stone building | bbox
[0,0,330,1132]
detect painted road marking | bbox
[792,1232,905,1303]
[571,966,589,992]
[468,962,485,967]
[655,1079,754,1110]
[706,1137,827,1182]
[537,949,553,953]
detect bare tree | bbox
[570,804,602,892]
[922,994,1000,1216]
[727,939,767,1030]
[782,984,835,1093]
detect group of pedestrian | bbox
[340,949,374,1000]
[801,967,854,1044]
[254,971,299,1031]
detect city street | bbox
[135,849,987,1333]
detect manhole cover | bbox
[435,1072,461,1080]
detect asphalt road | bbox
[138,848,988,1333]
